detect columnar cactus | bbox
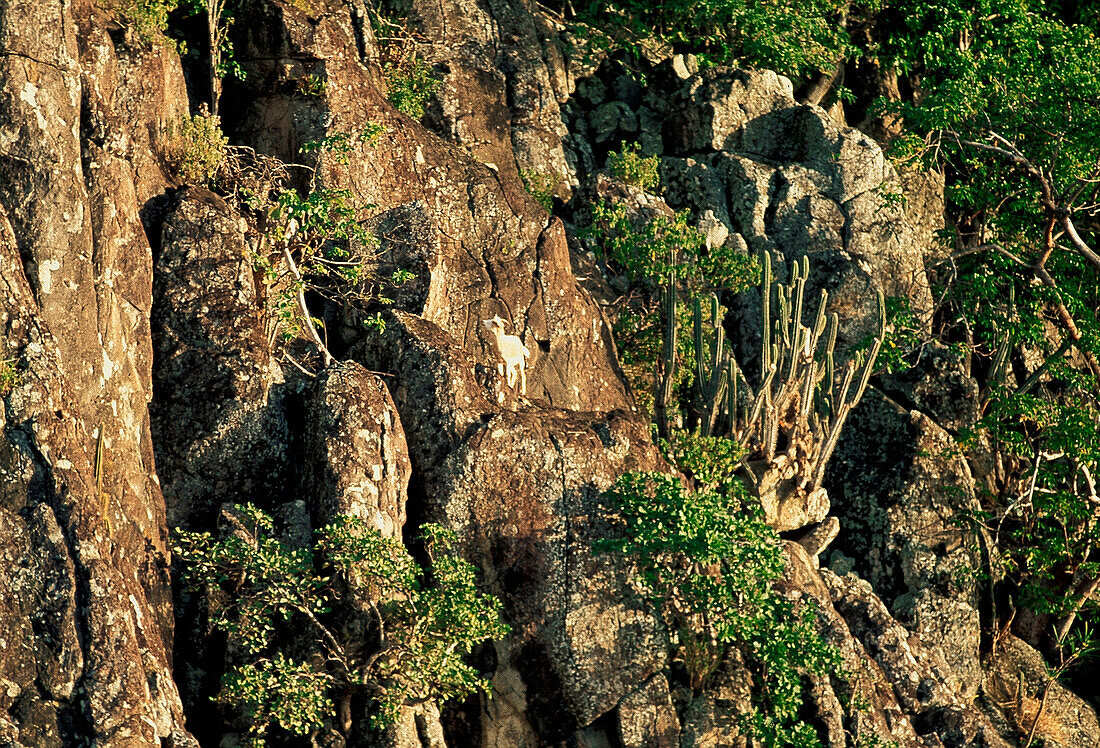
[728,250,884,530]
[692,293,729,436]
[653,248,884,530]
[656,249,678,439]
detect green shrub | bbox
[613,300,696,420]
[0,357,20,395]
[586,201,758,292]
[575,0,852,77]
[599,459,839,746]
[384,57,439,119]
[101,0,179,45]
[165,109,228,185]
[217,128,385,357]
[606,145,660,191]
[520,169,558,212]
[296,74,328,98]
[174,505,509,739]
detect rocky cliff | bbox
[1,0,1098,746]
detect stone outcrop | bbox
[228,0,629,413]
[300,361,410,536]
[151,188,290,531]
[982,635,1100,748]
[827,390,984,697]
[0,0,192,741]
[564,62,945,353]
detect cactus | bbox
[655,249,678,439]
[807,285,884,493]
[760,251,773,381]
[692,293,729,436]
[726,250,885,528]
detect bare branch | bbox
[1061,215,1100,272]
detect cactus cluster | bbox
[740,254,883,490]
[658,249,885,529]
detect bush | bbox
[174,506,509,739]
[613,300,697,420]
[587,201,757,292]
[101,0,179,45]
[0,357,20,395]
[599,448,839,746]
[165,109,228,185]
[384,57,439,119]
[606,145,660,191]
[520,169,558,212]
[575,0,852,77]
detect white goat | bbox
[483,315,531,396]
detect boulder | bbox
[151,188,290,530]
[982,635,1100,748]
[827,389,984,697]
[300,360,411,537]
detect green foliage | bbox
[102,0,179,45]
[659,429,747,496]
[0,357,20,395]
[300,126,384,164]
[384,57,439,119]
[973,388,1100,617]
[599,465,839,746]
[165,109,228,185]
[296,74,328,98]
[174,506,508,739]
[222,654,331,744]
[606,145,660,191]
[180,0,246,82]
[868,296,923,374]
[218,129,387,354]
[875,2,1100,659]
[576,0,852,76]
[367,2,440,118]
[587,201,758,292]
[519,169,558,212]
[614,299,697,419]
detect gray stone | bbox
[983,635,1100,748]
[151,189,289,531]
[617,675,679,747]
[301,361,411,537]
[827,389,984,696]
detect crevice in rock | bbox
[763,169,785,234]
[401,467,432,568]
[345,0,373,64]
[0,50,67,72]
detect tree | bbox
[174,505,509,742]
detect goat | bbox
[483,315,531,396]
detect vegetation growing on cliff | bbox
[601,441,840,747]
[165,108,228,184]
[174,506,508,742]
[575,0,1100,730]
[106,0,178,43]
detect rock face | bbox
[827,390,985,697]
[564,63,944,354]
[1,0,1098,746]
[300,360,410,536]
[151,188,290,530]
[228,0,629,413]
[983,636,1100,748]
[0,0,191,742]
